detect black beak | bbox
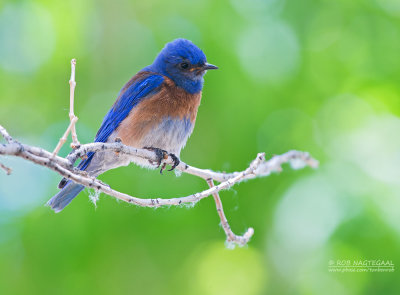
[203,63,218,70]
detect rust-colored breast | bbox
[117,76,202,147]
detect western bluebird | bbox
[47,38,218,212]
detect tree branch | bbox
[0,59,319,247]
[52,58,80,155]
[0,131,317,245]
[207,178,254,247]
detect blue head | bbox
[145,39,218,94]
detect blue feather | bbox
[47,181,85,213]
[49,73,164,212]
[78,73,164,170]
[145,39,208,94]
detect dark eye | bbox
[179,62,189,69]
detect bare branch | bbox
[66,142,318,183]
[207,178,254,246]
[0,162,12,175]
[0,134,317,207]
[0,124,317,246]
[0,124,14,143]
[68,59,80,148]
[53,59,80,155]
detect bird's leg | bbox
[160,152,180,173]
[143,147,180,174]
[168,153,180,171]
[144,147,168,168]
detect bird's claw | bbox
[161,152,180,173]
[144,147,180,174]
[160,162,167,174]
[168,153,180,171]
[144,147,168,167]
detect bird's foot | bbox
[143,147,180,174]
[167,153,180,171]
[144,147,168,168]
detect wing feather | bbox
[77,72,164,171]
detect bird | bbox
[47,38,218,213]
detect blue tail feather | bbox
[47,181,85,213]
[51,152,94,211]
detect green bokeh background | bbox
[1,0,400,294]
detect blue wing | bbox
[78,72,164,170]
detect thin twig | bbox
[207,178,254,246]
[0,125,14,143]
[0,162,12,175]
[52,59,79,155]
[68,59,80,148]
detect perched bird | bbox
[47,38,218,212]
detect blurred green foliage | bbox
[1,0,400,294]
